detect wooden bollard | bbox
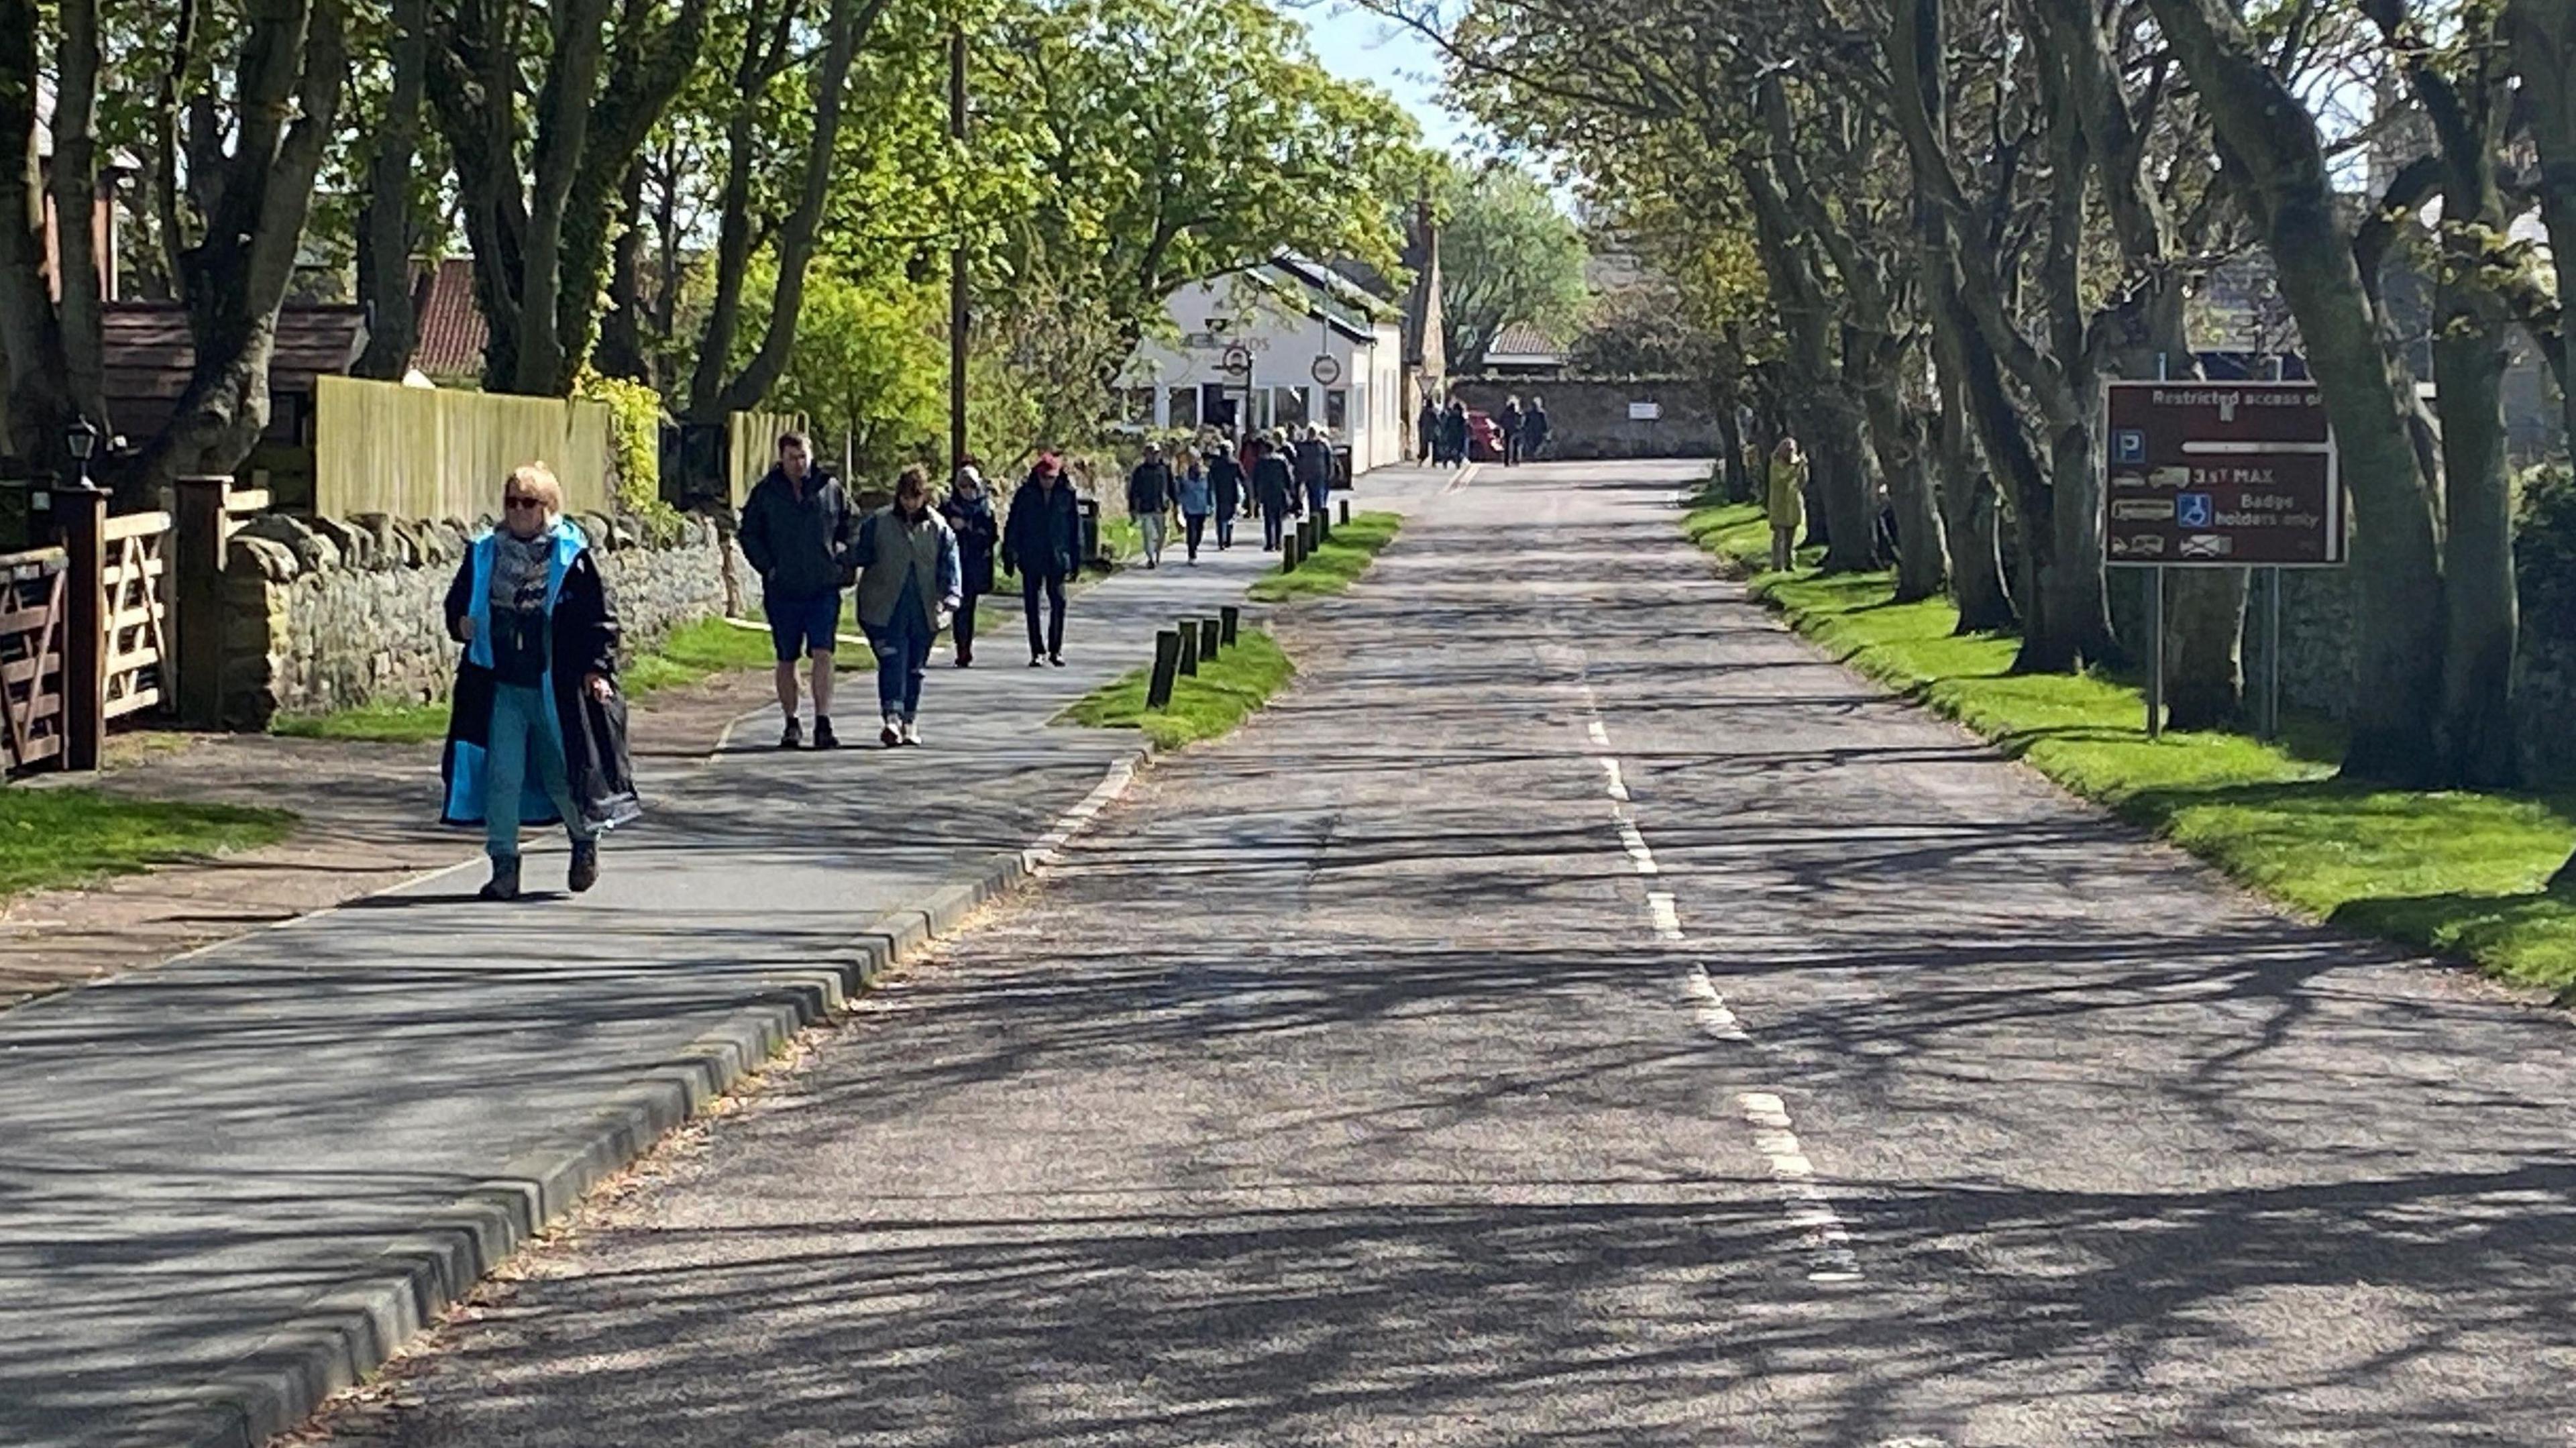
[1220,604,1240,644]
[1148,630,1181,708]
[1176,616,1200,677]
[1199,616,1221,659]
[1338,498,1350,526]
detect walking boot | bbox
[479,855,522,902]
[812,716,841,750]
[568,839,600,894]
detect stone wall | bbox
[1449,376,1724,459]
[221,512,760,728]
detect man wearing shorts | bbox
[738,432,855,748]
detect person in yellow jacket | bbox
[1766,435,1807,573]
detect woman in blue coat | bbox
[439,464,640,901]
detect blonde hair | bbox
[506,462,564,516]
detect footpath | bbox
[0,466,1452,1448]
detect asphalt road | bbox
[305,459,2576,1447]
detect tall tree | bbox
[1432,158,1587,370]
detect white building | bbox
[1115,256,1409,476]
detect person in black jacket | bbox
[440,463,639,902]
[735,432,854,749]
[1126,442,1177,569]
[1501,396,1525,466]
[1522,395,1552,461]
[1250,437,1297,551]
[1003,453,1082,666]
[1205,437,1244,550]
[1293,426,1336,516]
[938,459,1000,667]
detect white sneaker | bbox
[900,719,922,747]
[879,714,902,747]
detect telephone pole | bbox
[947,26,969,474]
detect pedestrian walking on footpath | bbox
[1417,396,1440,463]
[1177,447,1215,563]
[1766,434,1807,573]
[1502,396,1525,465]
[938,459,998,667]
[1252,436,1297,551]
[1295,425,1336,516]
[1004,453,1082,667]
[851,467,963,747]
[1442,398,1470,467]
[737,431,853,750]
[441,463,639,902]
[1522,394,1552,461]
[1128,442,1177,569]
[1206,437,1244,551]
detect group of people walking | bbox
[1417,394,1550,467]
[1124,425,1340,567]
[437,420,1346,903]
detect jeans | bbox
[1306,482,1330,516]
[1262,505,1288,551]
[1022,571,1067,658]
[1139,512,1167,565]
[1183,513,1208,560]
[486,681,591,860]
[1216,510,1235,549]
[863,600,934,720]
[953,587,982,661]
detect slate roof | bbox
[102,302,366,443]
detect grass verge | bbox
[0,789,294,899]
[274,614,872,744]
[1058,628,1295,750]
[1683,494,2576,993]
[1247,512,1404,602]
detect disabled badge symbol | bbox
[2178,492,2214,528]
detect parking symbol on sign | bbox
[2178,493,2214,528]
[2114,430,2147,465]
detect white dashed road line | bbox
[1576,687,1863,1284]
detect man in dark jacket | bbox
[1206,440,1244,550]
[737,432,853,749]
[1417,398,1440,463]
[1294,427,1336,516]
[1251,437,1297,551]
[1521,396,1552,461]
[1003,455,1083,666]
[1126,442,1177,569]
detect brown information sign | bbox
[2103,381,2345,567]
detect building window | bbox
[1326,388,1348,432]
[1167,388,1199,432]
[1248,389,1274,431]
[1119,387,1157,428]
[1274,386,1309,426]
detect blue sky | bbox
[1293,3,1481,155]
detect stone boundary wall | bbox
[1448,376,1724,459]
[221,512,762,728]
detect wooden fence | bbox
[727,409,807,506]
[4,478,264,777]
[315,375,613,521]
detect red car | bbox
[1465,410,1508,463]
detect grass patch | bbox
[1684,495,2576,993]
[0,789,294,899]
[1058,628,1295,750]
[1246,512,1404,603]
[273,612,871,744]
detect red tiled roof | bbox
[1485,321,1566,362]
[410,258,488,378]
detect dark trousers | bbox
[1262,504,1288,550]
[1184,513,1208,560]
[953,587,982,661]
[1216,510,1236,549]
[1021,571,1067,659]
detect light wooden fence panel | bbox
[316,376,614,520]
[727,410,807,506]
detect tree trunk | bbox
[352,0,427,381]
[593,158,649,383]
[2146,0,2450,782]
[2506,0,2576,459]
[1804,385,1877,573]
[1713,381,1750,503]
[509,0,611,394]
[1860,356,1947,601]
[49,0,103,426]
[0,0,72,467]
[1933,351,2016,633]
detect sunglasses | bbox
[504,496,545,511]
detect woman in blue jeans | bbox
[440,463,640,901]
[851,467,963,747]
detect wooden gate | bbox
[0,549,68,775]
[99,510,172,723]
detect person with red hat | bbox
[1002,453,1083,667]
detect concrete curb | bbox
[129,752,1148,1448]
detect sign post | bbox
[2104,380,2343,740]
